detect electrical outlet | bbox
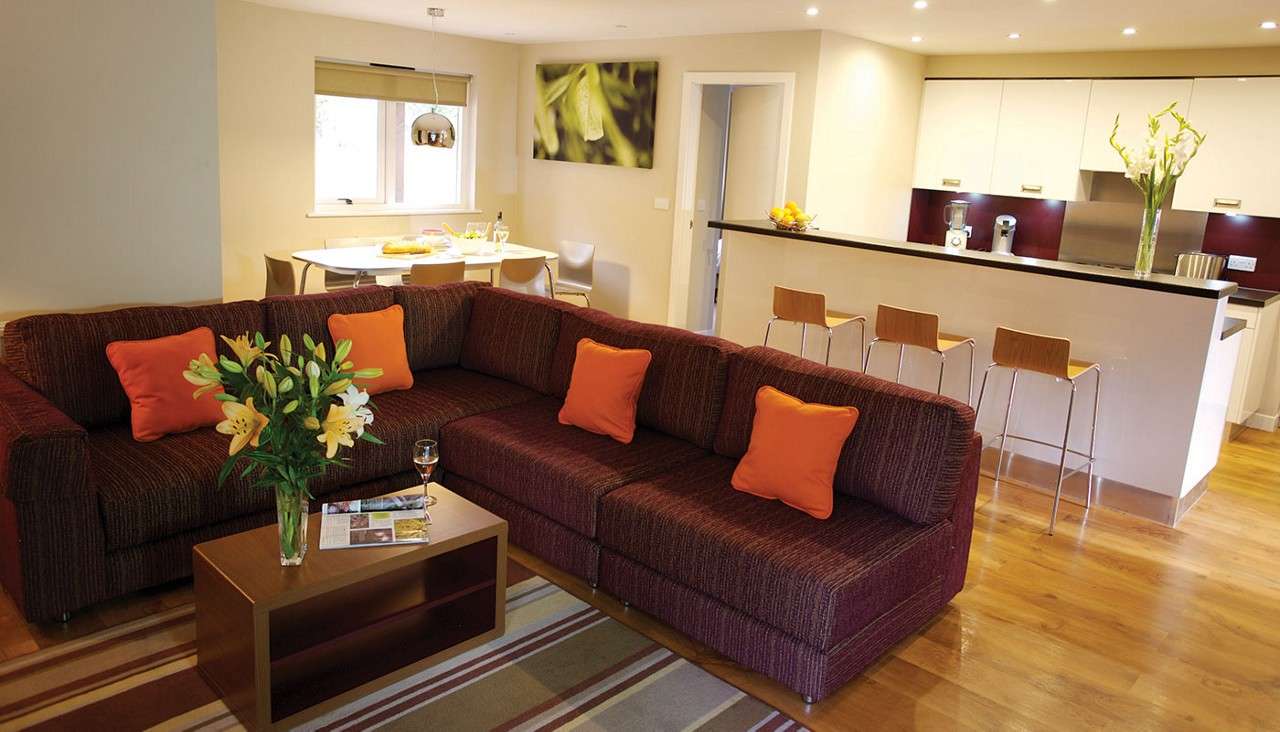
[1227,255,1258,272]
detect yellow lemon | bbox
[785,201,800,213]
[769,207,785,220]
[796,213,812,224]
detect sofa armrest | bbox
[0,364,89,503]
[943,432,983,598]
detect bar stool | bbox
[975,326,1102,535]
[864,304,976,404]
[763,286,866,367]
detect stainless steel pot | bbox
[1175,252,1227,280]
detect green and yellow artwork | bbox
[534,61,658,168]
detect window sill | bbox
[307,207,482,219]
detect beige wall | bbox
[516,32,823,323]
[216,0,521,301]
[0,0,221,321]
[926,46,1280,79]
[806,31,925,240]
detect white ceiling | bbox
[248,0,1280,54]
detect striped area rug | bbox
[0,566,804,731]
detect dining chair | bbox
[264,253,297,297]
[408,260,466,286]
[500,256,552,297]
[554,240,595,307]
[322,236,380,289]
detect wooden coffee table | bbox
[193,484,507,730]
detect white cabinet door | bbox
[1080,79,1194,173]
[990,79,1092,201]
[1173,77,1280,218]
[911,80,1003,194]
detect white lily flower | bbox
[338,384,375,433]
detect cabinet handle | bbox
[1021,184,1043,194]
[1213,197,1242,209]
[942,178,961,187]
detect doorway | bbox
[667,72,795,334]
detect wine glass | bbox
[413,439,440,507]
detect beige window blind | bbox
[315,61,470,107]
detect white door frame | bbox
[666,71,795,330]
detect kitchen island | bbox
[711,220,1240,524]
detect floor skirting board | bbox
[979,446,1208,527]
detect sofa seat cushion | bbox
[440,397,707,538]
[93,367,539,550]
[598,455,954,651]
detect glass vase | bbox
[1134,207,1162,278]
[276,485,309,567]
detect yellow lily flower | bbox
[221,333,268,367]
[316,403,364,458]
[216,397,269,456]
[182,354,222,398]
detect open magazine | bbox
[319,490,430,550]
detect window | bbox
[312,61,472,215]
[314,95,466,212]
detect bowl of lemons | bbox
[768,201,813,232]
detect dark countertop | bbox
[1222,317,1247,340]
[1228,287,1280,308]
[713,220,1239,301]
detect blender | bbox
[942,200,971,251]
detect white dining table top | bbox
[292,242,557,276]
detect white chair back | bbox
[557,240,595,289]
[500,256,551,297]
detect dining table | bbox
[291,242,559,293]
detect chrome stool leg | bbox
[763,317,779,346]
[966,341,976,406]
[1085,367,1102,509]
[936,351,947,394]
[864,338,881,373]
[1049,380,1079,536]
[824,327,834,365]
[857,320,867,372]
[993,368,1019,486]
[895,343,906,383]
[975,363,998,420]
[800,323,808,359]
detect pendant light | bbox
[411,7,456,148]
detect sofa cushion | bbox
[460,288,573,393]
[393,281,486,371]
[2,301,264,428]
[439,397,706,538]
[263,286,394,356]
[93,367,538,550]
[714,346,975,524]
[598,454,954,650]
[548,306,739,449]
[328,305,414,394]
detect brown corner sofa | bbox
[0,282,979,702]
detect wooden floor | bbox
[2,428,1279,730]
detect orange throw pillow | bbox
[327,305,413,395]
[105,327,226,442]
[731,386,859,519]
[558,338,653,444]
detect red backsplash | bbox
[906,190,1065,260]
[1201,214,1280,291]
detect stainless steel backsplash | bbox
[1059,173,1207,272]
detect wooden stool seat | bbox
[764,286,866,368]
[937,334,975,352]
[976,326,1103,535]
[865,305,976,404]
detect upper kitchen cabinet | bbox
[911,80,1003,194]
[1173,77,1280,218]
[1080,79,1194,173]
[990,80,1093,201]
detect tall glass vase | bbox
[276,484,309,567]
[1134,207,1162,278]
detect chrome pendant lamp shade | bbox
[412,7,455,149]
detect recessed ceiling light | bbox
[806,6,819,16]
[913,1,928,9]
[1263,20,1278,30]
[911,35,923,42]
[1007,32,1021,39]
[1122,27,1137,35]
[615,24,628,28]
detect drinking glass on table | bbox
[413,439,440,507]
